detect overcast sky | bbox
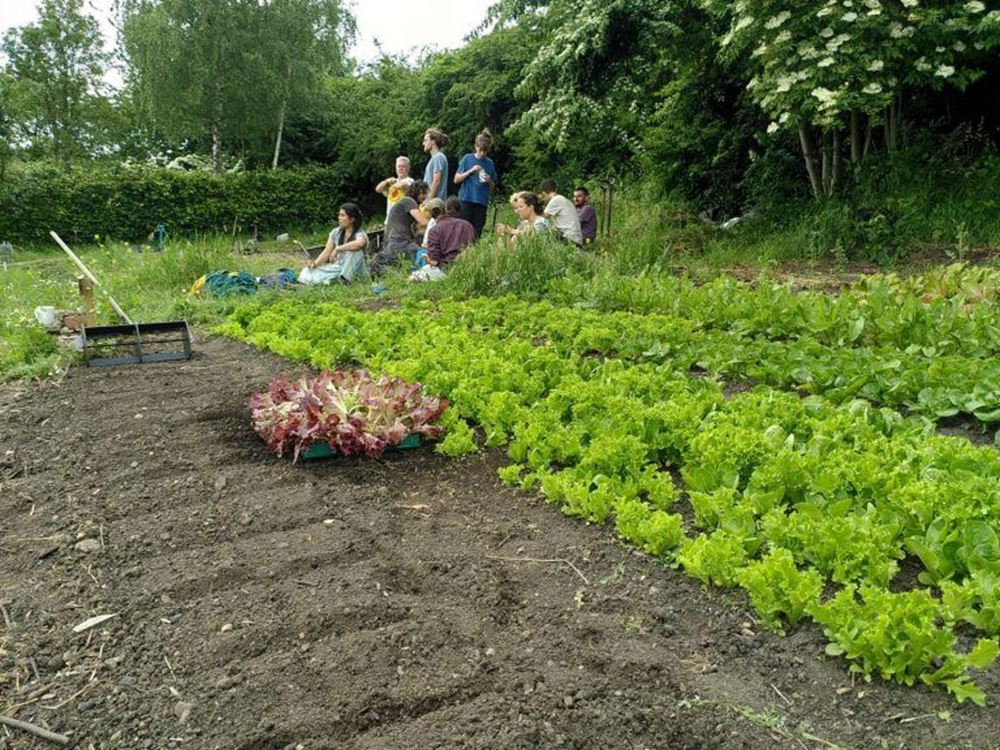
[0,0,497,83]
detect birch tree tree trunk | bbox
[212,74,224,173]
[271,61,291,170]
[799,124,822,200]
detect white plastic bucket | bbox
[34,306,56,327]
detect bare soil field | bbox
[2,335,999,750]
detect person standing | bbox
[422,129,450,203]
[538,179,582,246]
[573,186,597,245]
[453,129,498,239]
[375,156,414,218]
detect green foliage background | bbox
[0,0,999,256]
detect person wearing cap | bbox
[454,129,498,239]
[574,186,597,245]
[538,179,582,246]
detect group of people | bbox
[298,126,599,286]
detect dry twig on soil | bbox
[0,714,71,746]
[485,554,590,585]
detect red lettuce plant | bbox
[249,370,448,462]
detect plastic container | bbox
[34,306,56,327]
[302,433,422,460]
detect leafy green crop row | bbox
[386,295,1000,427]
[220,295,1000,704]
[547,263,1000,361]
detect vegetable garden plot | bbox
[219,290,1000,704]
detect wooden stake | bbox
[77,276,95,327]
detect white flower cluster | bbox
[727,0,995,134]
[765,11,792,29]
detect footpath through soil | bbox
[1,335,998,750]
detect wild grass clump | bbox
[0,323,67,382]
[446,233,591,300]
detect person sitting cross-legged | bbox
[298,203,369,285]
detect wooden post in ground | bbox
[78,275,95,326]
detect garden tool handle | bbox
[50,231,134,325]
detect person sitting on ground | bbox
[371,180,428,276]
[538,179,583,246]
[454,128,498,239]
[573,186,597,245]
[416,197,447,268]
[410,197,476,282]
[496,191,550,241]
[422,128,450,202]
[298,203,369,285]
[428,197,476,267]
[375,156,415,218]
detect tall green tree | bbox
[483,0,696,185]
[120,0,353,172]
[1,0,109,169]
[257,0,354,169]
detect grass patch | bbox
[0,233,380,381]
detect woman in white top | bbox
[299,203,369,285]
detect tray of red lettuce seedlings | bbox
[250,370,448,462]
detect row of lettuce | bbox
[219,294,1000,705]
[549,263,1000,360]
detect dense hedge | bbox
[0,164,350,244]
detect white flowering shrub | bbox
[508,0,680,160]
[706,0,998,131]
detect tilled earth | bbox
[1,335,999,750]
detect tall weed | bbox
[446,233,589,299]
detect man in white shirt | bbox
[538,179,582,246]
[375,156,415,218]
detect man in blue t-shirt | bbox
[453,129,498,239]
[422,128,450,202]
